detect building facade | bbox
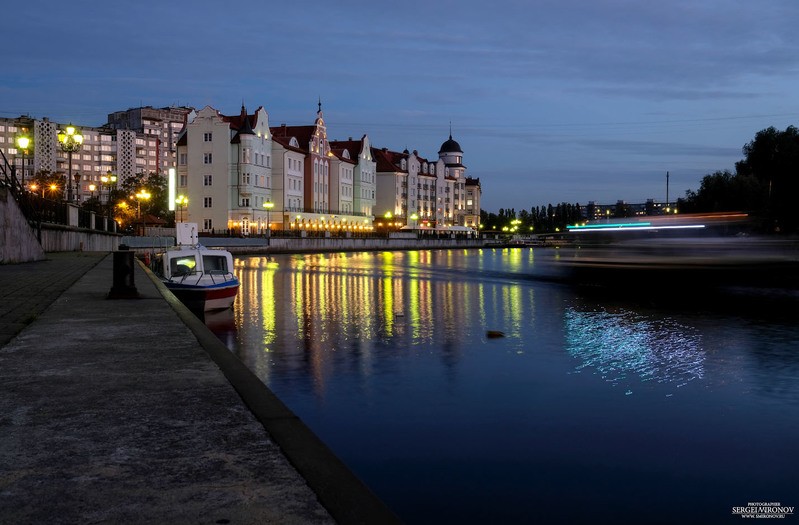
[329,135,377,218]
[176,105,273,234]
[0,114,159,202]
[372,133,473,229]
[107,106,194,176]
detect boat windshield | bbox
[171,256,197,276]
[202,255,229,274]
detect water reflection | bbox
[213,249,799,525]
[564,304,704,395]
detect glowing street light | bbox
[175,195,188,223]
[57,124,83,202]
[15,132,31,186]
[134,189,151,218]
[101,170,118,216]
[263,201,274,238]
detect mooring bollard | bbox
[107,245,139,299]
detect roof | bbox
[438,134,462,154]
[271,135,306,154]
[132,214,167,226]
[371,147,408,173]
[271,124,315,152]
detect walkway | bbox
[0,252,399,524]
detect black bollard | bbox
[107,246,140,299]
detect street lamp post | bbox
[74,172,82,202]
[57,124,83,203]
[176,195,188,223]
[15,132,31,187]
[89,184,96,211]
[135,189,151,219]
[263,201,274,245]
[101,171,117,217]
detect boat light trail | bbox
[566,224,706,233]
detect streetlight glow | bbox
[57,123,83,202]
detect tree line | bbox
[677,125,799,233]
[481,125,799,235]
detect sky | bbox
[3,0,799,212]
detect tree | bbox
[735,125,799,232]
[116,172,174,225]
[27,170,65,200]
[683,170,766,214]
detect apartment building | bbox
[0,114,157,202]
[372,133,472,228]
[175,105,273,234]
[107,106,194,175]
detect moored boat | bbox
[152,223,239,312]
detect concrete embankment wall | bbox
[39,224,120,253]
[0,188,45,263]
[1,187,121,260]
[123,235,485,254]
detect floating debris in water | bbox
[625,390,633,395]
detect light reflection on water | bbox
[216,248,799,525]
[564,306,704,394]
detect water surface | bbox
[211,248,799,524]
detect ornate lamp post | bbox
[89,184,96,210]
[135,189,151,218]
[263,201,274,242]
[101,170,117,216]
[175,195,188,223]
[15,132,31,187]
[74,172,82,202]
[57,124,83,202]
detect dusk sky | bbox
[3,1,798,212]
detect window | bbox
[204,132,212,142]
[203,175,212,186]
[241,198,250,207]
[204,197,212,208]
[203,153,212,164]
[204,219,213,230]
[179,153,187,165]
[179,175,187,187]
[202,255,228,273]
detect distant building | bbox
[270,104,374,232]
[328,136,377,219]
[372,132,473,228]
[0,114,157,201]
[107,105,194,175]
[176,105,273,234]
[464,177,482,228]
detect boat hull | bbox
[164,280,239,312]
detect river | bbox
[208,248,799,524]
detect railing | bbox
[78,208,92,229]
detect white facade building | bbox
[329,135,377,218]
[176,105,273,234]
[372,132,471,228]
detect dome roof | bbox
[438,134,462,154]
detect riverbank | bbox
[122,234,487,255]
[0,252,400,524]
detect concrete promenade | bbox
[0,252,400,524]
